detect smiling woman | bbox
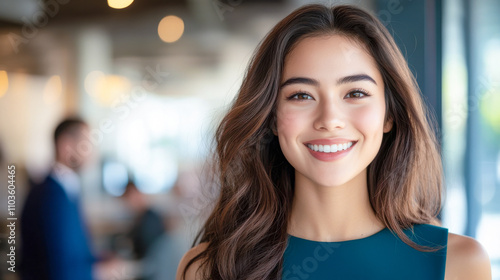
[176,4,491,280]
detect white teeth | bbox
[307,142,354,153]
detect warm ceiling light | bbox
[158,15,184,43]
[43,75,63,104]
[0,70,8,98]
[84,70,105,97]
[85,72,131,107]
[97,75,131,106]
[108,0,134,9]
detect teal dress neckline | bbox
[287,226,389,244]
[282,224,448,280]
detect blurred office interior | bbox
[0,0,499,279]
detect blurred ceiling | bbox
[0,0,291,79]
[0,0,285,27]
[0,0,187,27]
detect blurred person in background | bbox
[122,180,165,262]
[20,117,97,280]
[121,180,182,280]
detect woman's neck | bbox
[288,169,385,242]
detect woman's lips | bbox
[304,141,357,161]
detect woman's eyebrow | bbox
[280,73,377,89]
[337,74,377,85]
[279,77,319,89]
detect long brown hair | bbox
[183,4,443,279]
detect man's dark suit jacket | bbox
[20,174,95,280]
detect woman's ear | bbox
[383,117,393,133]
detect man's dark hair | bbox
[53,117,87,146]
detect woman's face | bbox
[276,35,392,188]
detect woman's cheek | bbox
[277,106,305,133]
[276,105,312,155]
[352,104,386,140]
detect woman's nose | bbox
[313,100,346,131]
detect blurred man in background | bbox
[20,117,96,280]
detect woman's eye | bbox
[345,90,368,99]
[289,92,313,100]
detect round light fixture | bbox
[158,15,184,43]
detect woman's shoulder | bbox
[176,242,209,280]
[445,232,491,280]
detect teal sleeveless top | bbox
[282,224,448,280]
